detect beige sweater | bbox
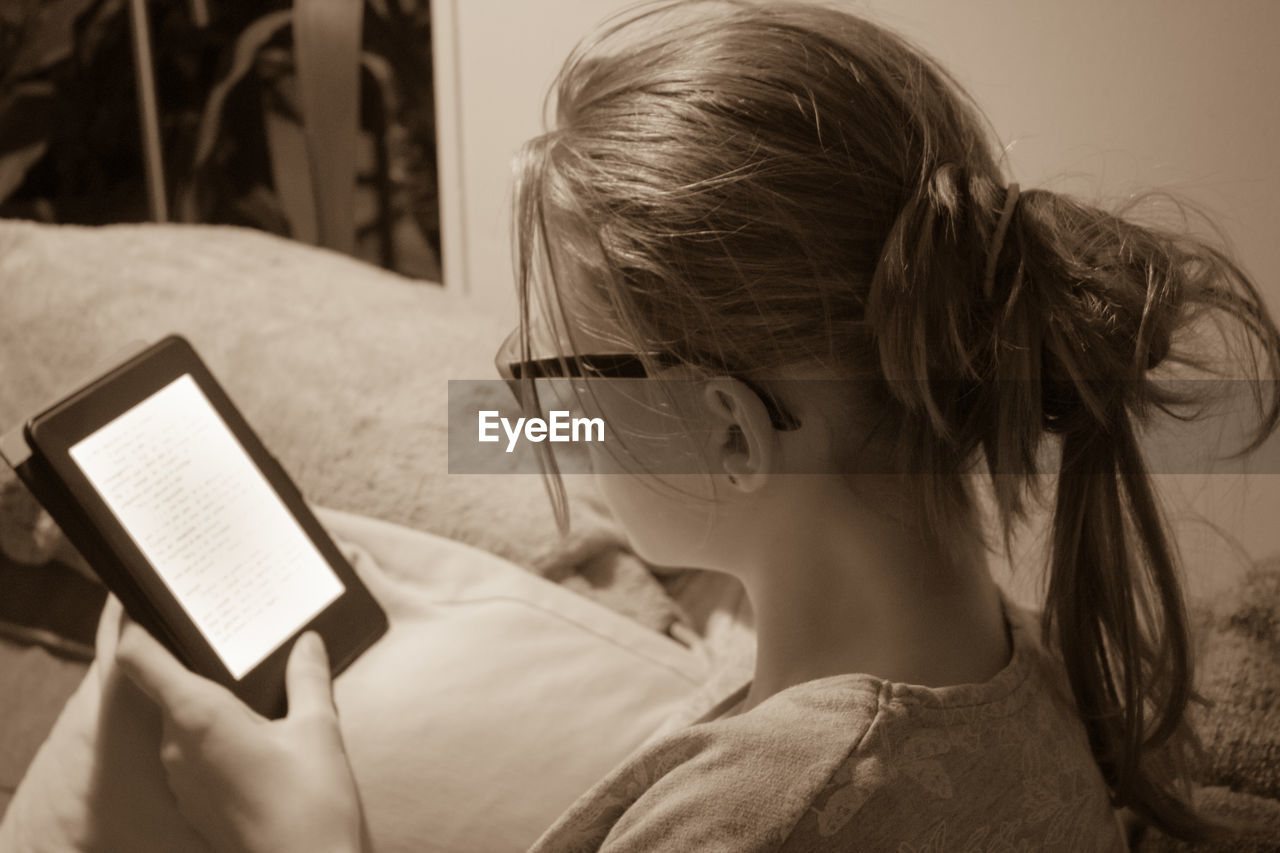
[531,599,1125,852]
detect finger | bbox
[285,631,336,720]
[116,620,228,729]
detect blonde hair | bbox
[513,1,1280,839]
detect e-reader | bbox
[0,335,387,717]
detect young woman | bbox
[116,1,1280,850]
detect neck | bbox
[728,480,1010,715]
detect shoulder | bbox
[777,602,1125,852]
[533,600,1121,853]
[532,677,885,853]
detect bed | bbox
[0,220,1275,851]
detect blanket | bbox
[1136,558,1280,851]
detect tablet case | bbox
[1,339,386,717]
[1,343,178,656]
[2,414,185,662]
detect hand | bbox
[115,622,370,853]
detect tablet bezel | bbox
[25,334,386,717]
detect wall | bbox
[433,0,626,321]
[437,0,1279,315]
[433,0,1280,566]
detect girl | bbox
[116,1,1280,850]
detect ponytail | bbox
[1007,191,1280,839]
[870,177,1280,840]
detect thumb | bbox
[285,632,336,720]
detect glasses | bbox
[494,328,800,431]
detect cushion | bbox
[0,508,723,852]
[0,219,681,629]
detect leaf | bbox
[0,1,34,79]
[902,758,954,799]
[0,80,54,152]
[0,1,36,27]
[227,182,291,233]
[294,0,363,253]
[813,782,870,837]
[261,79,317,244]
[0,138,47,202]
[178,8,292,222]
[76,0,124,65]
[6,0,98,79]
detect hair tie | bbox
[982,183,1020,300]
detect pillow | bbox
[0,219,681,628]
[0,508,730,852]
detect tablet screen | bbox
[69,374,344,679]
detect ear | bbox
[701,379,774,492]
